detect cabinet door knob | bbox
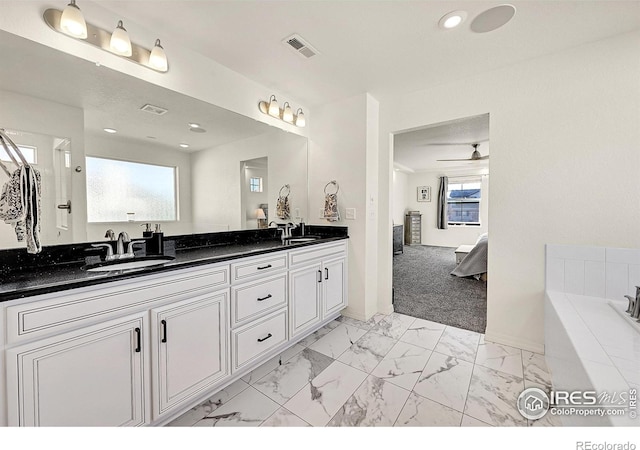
[134,327,141,353]
[257,333,273,343]
[257,294,272,302]
[161,319,167,343]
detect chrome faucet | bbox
[116,231,130,258]
[284,222,298,239]
[105,229,116,240]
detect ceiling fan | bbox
[435,143,489,162]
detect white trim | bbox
[484,329,545,354]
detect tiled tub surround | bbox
[0,233,349,426]
[0,225,348,301]
[545,244,640,426]
[169,313,557,427]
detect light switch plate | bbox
[346,208,356,220]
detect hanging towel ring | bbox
[324,180,339,195]
[278,184,290,198]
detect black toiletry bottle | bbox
[141,223,153,238]
[152,224,164,255]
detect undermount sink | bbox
[83,256,175,272]
[286,237,320,243]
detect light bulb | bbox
[149,39,168,72]
[294,109,306,128]
[110,20,132,56]
[282,102,294,123]
[60,0,87,39]
[267,95,280,117]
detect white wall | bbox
[392,170,408,226]
[403,170,489,248]
[191,131,307,232]
[0,89,86,249]
[309,93,381,321]
[378,30,640,352]
[84,133,194,241]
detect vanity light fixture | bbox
[294,109,306,128]
[258,96,306,128]
[110,21,132,56]
[281,102,294,123]
[43,4,169,73]
[438,10,468,29]
[267,95,280,117]
[60,0,87,38]
[149,39,168,72]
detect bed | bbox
[451,233,488,280]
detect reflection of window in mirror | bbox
[86,156,177,222]
[250,177,263,193]
[0,144,37,165]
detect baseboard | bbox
[340,308,368,322]
[378,303,394,315]
[484,330,545,354]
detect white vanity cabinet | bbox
[288,241,348,338]
[1,239,348,427]
[150,290,228,419]
[6,312,149,427]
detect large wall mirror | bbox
[0,31,308,250]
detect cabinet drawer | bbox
[6,263,229,344]
[289,241,347,268]
[230,253,287,283]
[231,308,287,372]
[231,273,287,327]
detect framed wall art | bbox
[417,186,431,202]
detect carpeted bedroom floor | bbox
[393,245,487,334]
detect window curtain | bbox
[437,176,448,230]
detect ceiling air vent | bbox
[140,104,168,115]
[283,34,319,59]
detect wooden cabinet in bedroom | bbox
[404,213,421,245]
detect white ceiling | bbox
[99,1,640,107]
[0,30,272,152]
[394,113,490,171]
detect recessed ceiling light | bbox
[179,143,189,148]
[470,4,516,33]
[439,11,467,30]
[103,128,117,133]
[188,122,200,128]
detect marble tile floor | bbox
[168,312,561,427]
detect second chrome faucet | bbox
[93,229,145,261]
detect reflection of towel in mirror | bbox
[276,195,290,219]
[0,166,42,253]
[324,193,339,221]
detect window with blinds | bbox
[447,177,481,226]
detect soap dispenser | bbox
[140,223,153,238]
[151,224,164,255]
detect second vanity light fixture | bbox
[258,95,306,128]
[44,1,169,73]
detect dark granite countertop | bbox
[0,226,348,302]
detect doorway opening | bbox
[391,113,489,333]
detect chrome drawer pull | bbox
[257,264,272,270]
[257,294,272,302]
[257,333,273,343]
